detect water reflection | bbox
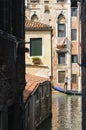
[36,91,82,130]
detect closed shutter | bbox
[30,38,42,56]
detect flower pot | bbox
[32,57,41,65]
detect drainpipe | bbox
[50,28,53,82]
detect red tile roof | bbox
[23,74,49,103]
[25,20,52,31]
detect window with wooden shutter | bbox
[30,38,42,56]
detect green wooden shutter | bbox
[30,38,42,56]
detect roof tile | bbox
[25,20,52,30]
[23,74,49,103]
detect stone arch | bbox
[57,14,66,37]
[31,14,38,21]
[58,14,66,24]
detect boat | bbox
[52,86,82,96]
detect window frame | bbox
[71,7,77,17]
[57,14,66,37]
[58,71,65,83]
[57,0,64,2]
[30,38,42,57]
[44,5,50,13]
[30,0,39,3]
[31,14,38,21]
[71,55,77,63]
[58,24,66,37]
[58,52,66,65]
[71,29,77,41]
[72,74,77,83]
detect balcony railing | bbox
[56,37,68,49]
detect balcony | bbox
[56,37,68,52]
[56,37,67,48]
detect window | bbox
[58,52,65,64]
[72,74,77,83]
[44,0,49,3]
[71,8,77,16]
[71,1,77,7]
[58,14,66,37]
[57,0,64,2]
[58,24,66,37]
[30,38,42,56]
[72,55,77,63]
[44,5,50,13]
[31,14,38,21]
[30,0,39,2]
[71,29,77,40]
[58,71,65,83]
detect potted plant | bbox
[32,57,41,65]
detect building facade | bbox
[25,0,81,91]
[25,20,52,78]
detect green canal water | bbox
[37,91,82,130]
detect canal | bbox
[36,91,82,130]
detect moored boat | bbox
[52,86,82,96]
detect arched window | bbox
[58,14,66,37]
[31,14,38,21]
